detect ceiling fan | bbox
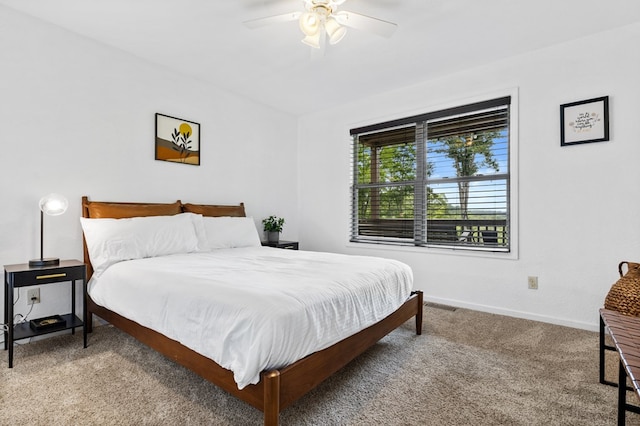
[243,0,397,49]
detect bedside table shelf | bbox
[13,313,83,341]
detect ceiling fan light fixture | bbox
[325,17,346,44]
[299,12,320,36]
[244,0,397,50]
[301,32,321,48]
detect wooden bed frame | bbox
[81,196,423,425]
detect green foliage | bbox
[433,132,500,177]
[356,130,501,221]
[357,143,417,219]
[262,215,285,232]
[426,190,448,218]
[358,142,449,220]
[431,131,500,219]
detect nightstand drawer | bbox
[261,241,299,250]
[5,261,85,287]
[277,242,299,250]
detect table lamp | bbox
[29,193,68,267]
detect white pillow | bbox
[80,213,200,277]
[181,212,209,251]
[202,216,261,249]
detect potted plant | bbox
[262,215,285,243]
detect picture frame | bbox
[155,113,200,165]
[560,96,609,146]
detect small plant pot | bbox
[267,231,280,243]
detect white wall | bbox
[298,22,640,331]
[2,6,637,339]
[0,7,298,331]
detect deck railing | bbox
[357,218,508,246]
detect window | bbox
[350,96,511,251]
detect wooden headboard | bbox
[81,196,246,278]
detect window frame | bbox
[349,92,518,258]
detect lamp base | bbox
[29,257,60,267]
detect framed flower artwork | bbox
[155,113,200,165]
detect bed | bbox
[80,196,423,425]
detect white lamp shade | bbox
[299,12,320,36]
[39,193,68,216]
[301,32,321,48]
[325,18,347,44]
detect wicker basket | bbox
[604,261,640,316]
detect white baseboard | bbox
[425,296,598,332]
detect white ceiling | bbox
[2,0,639,116]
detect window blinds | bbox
[351,97,511,251]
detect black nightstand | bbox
[261,240,299,250]
[3,259,87,368]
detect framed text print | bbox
[560,96,609,146]
[155,113,200,165]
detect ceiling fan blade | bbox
[243,11,301,29]
[334,11,397,38]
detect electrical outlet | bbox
[527,276,538,290]
[27,288,40,304]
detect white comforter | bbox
[88,247,413,389]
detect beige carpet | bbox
[0,306,636,425]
